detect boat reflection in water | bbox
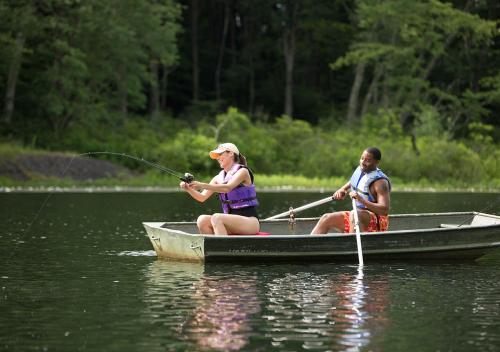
[142,261,261,351]
[142,262,389,351]
[183,273,261,350]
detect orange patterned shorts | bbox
[343,211,389,233]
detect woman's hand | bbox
[189,181,204,191]
[180,180,203,191]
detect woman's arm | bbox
[190,168,251,194]
[180,175,217,203]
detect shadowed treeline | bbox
[0,1,498,189]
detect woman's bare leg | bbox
[210,213,260,235]
[197,215,214,234]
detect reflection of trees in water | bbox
[183,275,261,351]
[263,268,389,351]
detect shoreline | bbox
[1,185,499,193]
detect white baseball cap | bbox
[209,143,240,159]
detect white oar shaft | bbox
[264,196,333,220]
[351,198,364,266]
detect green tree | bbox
[205,107,278,173]
[0,1,38,124]
[0,0,181,144]
[332,0,498,151]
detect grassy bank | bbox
[1,172,499,193]
[1,142,499,192]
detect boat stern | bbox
[143,222,205,262]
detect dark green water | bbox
[1,192,499,351]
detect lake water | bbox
[1,191,499,351]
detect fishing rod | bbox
[81,151,194,183]
[8,149,200,262]
[21,151,194,239]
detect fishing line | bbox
[25,153,80,233]
[8,153,81,262]
[6,150,196,263]
[80,151,191,181]
[456,196,500,227]
[22,151,194,237]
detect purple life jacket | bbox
[217,164,259,214]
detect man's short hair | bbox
[365,147,382,161]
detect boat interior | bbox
[159,212,500,235]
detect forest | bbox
[0,0,499,188]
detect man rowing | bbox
[311,147,391,234]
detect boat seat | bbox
[440,223,459,228]
[229,231,271,236]
[440,223,471,228]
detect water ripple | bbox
[114,250,157,257]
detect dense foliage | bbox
[0,0,498,188]
[4,107,489,188]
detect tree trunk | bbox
[215,1,230,102]
[283,2,299,117]
[248,56,255,115]
[191,0,200,101]
[346,61,366,124]
[230,1,237,67]
[243,5,255,115]
[361,64,383,116]
[283,34,295,117]
[3,33,25,124]
[149,60,160,120]
[118,66,128,116]
[410,131,420,156]
[160,66,169,110]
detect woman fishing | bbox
[180,143,260,235]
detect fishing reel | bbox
[180,173,194,183]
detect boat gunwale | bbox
[143,211,500,239]
[206,241,500,257]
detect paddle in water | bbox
[351,197,364,266]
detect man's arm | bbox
[333,181,351,200]
[354,179,390,215]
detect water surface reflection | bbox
[142,262,262,351]
[263,265,389,351]
[3,192,497,351]
[185,275,260,350]
[142,262,393,351]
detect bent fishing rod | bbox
[13,151,195,263]
[22,151,194,238]
[81,151,194,183]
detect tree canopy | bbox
[0,0,498,185]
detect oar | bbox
[264,196,334,220]
[351,197,364,266]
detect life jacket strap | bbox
[351,185,370,195]
[221,196,258,205]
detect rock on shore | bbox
[0,153,133,181]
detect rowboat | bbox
[143,212,500,262]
